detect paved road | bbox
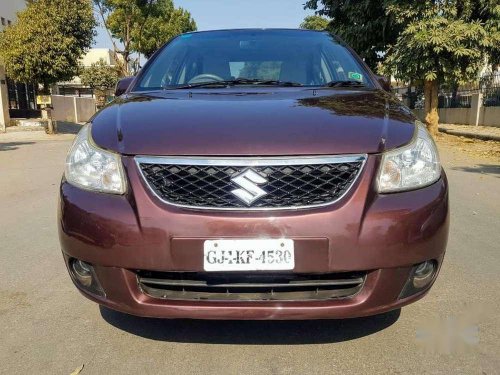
[0,134,499,375]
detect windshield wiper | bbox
[252,79,303,87]
[166,78,303,90]
[323,80,366,88]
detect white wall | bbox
[414,107,500,128]
[480,107,500,127]
[0,0,26,129]
[51,95,96,123]
[0,65,10,131]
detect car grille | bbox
[137,271,366,301]
[136,155,366,210]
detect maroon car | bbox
[59,29,448,320]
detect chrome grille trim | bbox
[135,154,367,211]
[135,155,367,166]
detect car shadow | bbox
[451,164,500,178]
[100,306,401,344]
[0,141,36,151]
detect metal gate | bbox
[7,78,41,118]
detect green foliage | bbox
[80,59,119,90]
[306,0,500,134]
[304,0,402,69]
[483,1,500,68]
[95,0,196,74]
[305,0,500,77]
[380,0,498,85]
[300,15,330,30]
[0,0,96,89]
[133,0,197,58]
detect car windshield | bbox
[133,29,374,90]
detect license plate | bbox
[203,239,294,271]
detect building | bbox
[0,0,35,131]
[56,48,121,97]
[80,48,119,69]
[0,0,25,28]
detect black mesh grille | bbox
[138,159,364,209]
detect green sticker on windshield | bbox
[348,72,363,81]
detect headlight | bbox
[377,121,441,193]
[65,125,126,194]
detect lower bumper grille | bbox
[137,271,366,301]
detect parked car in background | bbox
[59,29,449,320]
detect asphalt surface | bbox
[0,133,499,375]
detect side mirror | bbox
[114,76,135,97]
[375,75,391,92]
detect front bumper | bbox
[58,155,449,320]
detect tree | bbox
[134,0,197,58]
[300,15,330,30]
[94,0,196,75]
[80,58,119,107]
[80,59,119,92]
[380,1,498,136]
[304,0,402,69]
[306,0,500,136]
[0,0,96,92]
[482,1,500,70]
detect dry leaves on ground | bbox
[435,133,500,163]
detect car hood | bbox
[91,88,416,156]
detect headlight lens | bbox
[65,125,126,194]
[377,121,441,193]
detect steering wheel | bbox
[188,74,225,84]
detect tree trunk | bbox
[42,107,55,134]
[451,82,459,108]
[40,82,50,95]
[406,80,413,108]
[424,80,439,137]
[40,82,55,134]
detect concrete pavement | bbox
[0,134,499,375]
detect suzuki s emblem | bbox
[230,169,268,205]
